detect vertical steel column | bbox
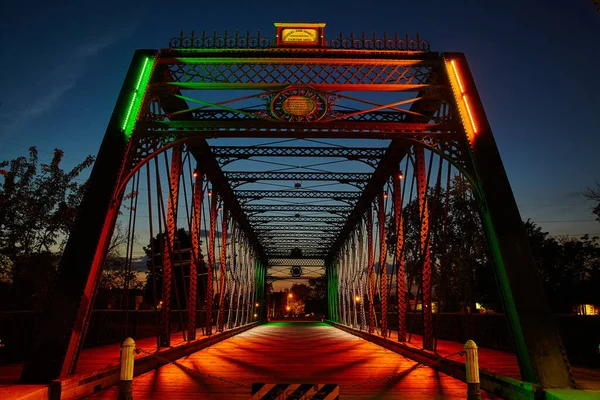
[227,223,236,328]
[367,210,375,335]
[188,169,203,340]
[159,145,182,347]
[206,191,217,335]
[218,208,228,332]
[416,147,433,350]
[378,192,388,338]
[357,225,366,330]
[351,236,358,328]
[338,249,345,325]
[394,170,407,341]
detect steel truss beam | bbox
[266,253,326,259]
[268,258,325,266]
[211,146,386,159]
[235,190,360,201]
[225,171,372,184]
[249,216,345,224]
[263,237,335,243]
[138,121,440,138]
[157,55,438,88]
[257,232,336,240]
[243,204,352,214]
[254,225,339,232]
[267,276,323,282]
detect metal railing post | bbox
[465,339,482,400]
[118,337,135,400]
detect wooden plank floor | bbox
[86,322,500,399]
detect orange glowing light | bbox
[208,190,212,196]
[288,293,293,298]
[286,306,291,311]
[355,296,361,302]
[463,94,478,134]
[383,192,388,199]
[398,172,403,180]
[450,59,478,135]
[192,169,198,178]
[255,302,259,307]
[450,60,464,94]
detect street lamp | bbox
[355,296,361,302]
[287,293,293,316]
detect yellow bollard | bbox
[465,339,482,400]
[118,337,135,400]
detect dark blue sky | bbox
[1,0,599,236]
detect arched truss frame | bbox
[20,43,573,390]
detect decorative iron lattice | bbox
[329,32,430,51]
[225,171,372,183]
[243,204,353,214]
[168,31,430,51]
[256,232,337,240]
[212,146,386,159]
[234,190,361,200]
[268,258,325,266]
[249,216,345,224]
[162,62,437,87]
[266,253,327,258]
[254,225,339,232]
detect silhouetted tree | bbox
[583,182,600,222]
[0,147,94,310]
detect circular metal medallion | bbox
[271,86,328,122]
[290,266,303,277]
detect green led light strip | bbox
[122,56,155,138]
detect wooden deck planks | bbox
[86,322,500,399]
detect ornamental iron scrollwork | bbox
[169,30,272,49]
[329,32,430,51]
[168,31,430,52]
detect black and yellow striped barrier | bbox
[251,383,340,399]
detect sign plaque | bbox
[283,96,315,116]
[275,22,326,47]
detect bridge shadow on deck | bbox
[87,321,499,399]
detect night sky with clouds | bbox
[1,0,599,238]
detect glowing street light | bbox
[286,306,291,311]
[288,293,293,298]
[355,296,361,302]
[255,303,259,307]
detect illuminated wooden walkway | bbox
[86,321,499,399]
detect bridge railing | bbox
[360,312,600,367]
[0,309,253,365]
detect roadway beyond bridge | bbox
[87,321,500,399]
